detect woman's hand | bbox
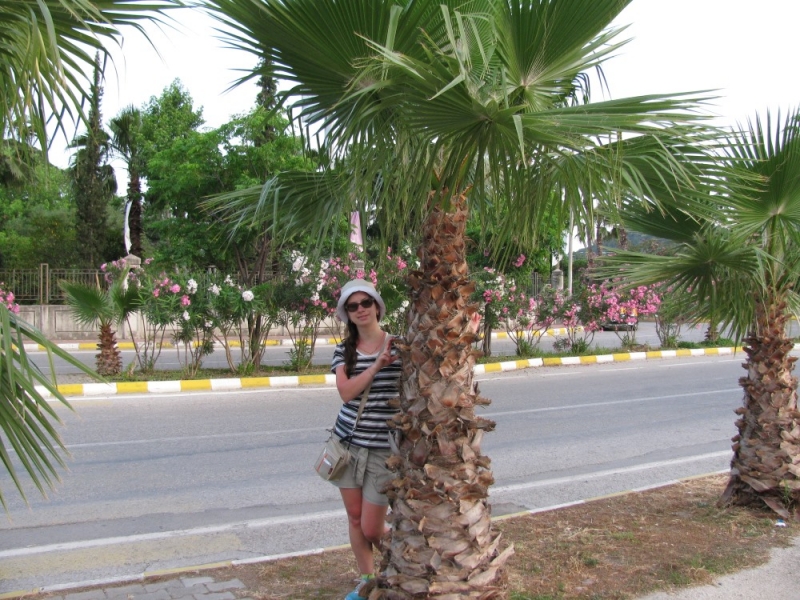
[468,311,482,334]
[374,335,395,370]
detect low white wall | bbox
[16,305,144,340]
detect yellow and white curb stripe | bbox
[472,346,744,375]
[2,471,728,598]
[21,329,576,353]
[37,346,752,399]
[21,338,345,352]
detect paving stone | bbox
[180,577,214,588]
[64,591,106,600]
[145,580,184,593]
[193,592,235,600]
[205,580,244,593]
[165,585,207,599]
[130,589,173,600]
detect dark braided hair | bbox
[342,320,360,377]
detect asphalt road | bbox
[0,352,765,592]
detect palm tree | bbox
[61,280,138,376]
[110,106,146,257]
[601,109,800,519]
[0,0,177,508]
[204,0,716,595]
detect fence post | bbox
[39,263,49,305]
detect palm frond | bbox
[60,280,114,327]
[0,306,100,510]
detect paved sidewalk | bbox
[35,576,250,600]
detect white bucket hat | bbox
[336,279,386,323]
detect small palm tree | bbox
[204,0,719,595]
[61,280,139,376]
[602,109,800,519]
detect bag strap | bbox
[353,384,371,429]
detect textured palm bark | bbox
[720,297,800,519]
[96,323,122,376]
[374,196,513,599]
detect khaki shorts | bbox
[331,445,393,506]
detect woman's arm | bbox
[334,337,395,402]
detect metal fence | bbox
[0,264,104,304]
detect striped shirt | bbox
[330,342,401,449]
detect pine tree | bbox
[70,53,116,268]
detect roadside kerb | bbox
[20,327,578,353]
[0,471,729,599]
[35,346,756,399]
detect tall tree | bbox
[205,0,716,596]
[69,54,116,268]
[601,109,800,519]
[110,106,145,257]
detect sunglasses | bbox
[345,298,376,313]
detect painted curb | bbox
[36,345,755,399]
[4,471,729,598]
[20,328,580,353]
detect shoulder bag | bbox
[314,384,370,481]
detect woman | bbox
[330,278,401,600]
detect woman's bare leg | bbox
[340,488,389,574]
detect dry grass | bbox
[153,474,795,600]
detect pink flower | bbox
[170,284,181,294]
[153,289,160,297]
[100,263,107,271]
[181,295,190,306]
[513,254,526,267]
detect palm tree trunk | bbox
[96,322,122,376]
[128,173,143,257]
[720,296,800,519]
[378,195,513,599]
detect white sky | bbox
[51,0,800,173]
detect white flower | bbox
[291,252,307,272]
[224,275,235,286]
[242,290,254,302]
[208,284,221,296]
[310,291,320,303]
[401,300,409,308]
[187,279,198,294]
[182,311,190,321]
[205,320,213,328]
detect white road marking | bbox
[0,453,731,559]
[64,426,325,449]
[483,388,741,418]
[493,451,731,494]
